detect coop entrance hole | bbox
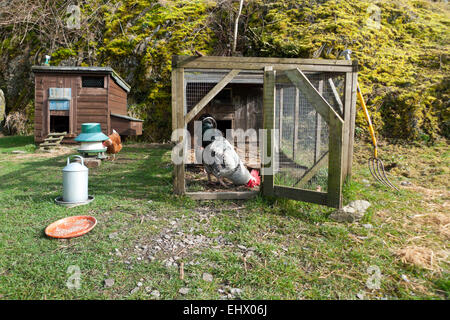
[50,115,69,133]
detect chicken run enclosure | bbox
[172,56,358,208]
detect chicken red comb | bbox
[247,169,261,188]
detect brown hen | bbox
[103,129,122,160]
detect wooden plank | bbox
[347,70,358,178]
[79,87,107,95]
[273,185,327,205]
[109,89,127,99]
[327,114,344,208]
[50,110,69,116]
[77,96,108,103]
[173,67,185,195]
[176,61,353,72]
[77,109,107,116]
[284,68,343,125]
[186,191,259,200]
[342,72,353,180]
[110,117,142,136]
[109,95,126,104]
[262,66,275,196]
[77,117,108,125]
[171,69,178,133]
[328,78,343,113]
[184,69,241,125]
[293,151,328,188]
[106,75,111,134]
[173,55,353,67]
[34,76,40,142]
[77,102,108,109]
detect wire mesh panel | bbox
[185,82,216,113]
[184,69,264,114]
[183,69,264,193]
[308,72,345,116]
[274,73,336,192]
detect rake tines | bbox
[368,157,399,191]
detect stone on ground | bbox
[179,287,190,295]
[202,272,213,282]
[329,200,371,223]
[104,278,114,288]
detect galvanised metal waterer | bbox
[62,155,88,203]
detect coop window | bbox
[82,76,104,88]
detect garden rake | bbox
[343,50,399,191]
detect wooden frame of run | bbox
[171,55,358,207]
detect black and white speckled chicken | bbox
[200,115,260,188]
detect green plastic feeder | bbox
[75,123,109,142]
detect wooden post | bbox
[327,114,343,208]
[346,68,358,178]
[171,69,178,134]
[342,72,352,181]
[262,66,275,196]
[172,67,185,195]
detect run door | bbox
[262,68,344,208]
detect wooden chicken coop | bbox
[32,66,143,143]
[172,55,358,208]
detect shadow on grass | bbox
[0,135,34,149]
[0,144,175,204]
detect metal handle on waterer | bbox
[67,155,84,166]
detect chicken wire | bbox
[183,69,345,193]
[274,72,344,192]
[184,69,264,114]
[184,69,264,192]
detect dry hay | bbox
[395,246,447,272]
[402,184,450,239]
[408,185,449,240]
[412,212,450,240]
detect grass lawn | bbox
[0,135,448,299]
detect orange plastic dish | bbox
[45,215,97,239]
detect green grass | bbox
[0,135,448,299]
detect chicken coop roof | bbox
[31,66,131,93]
[111,113,144,122]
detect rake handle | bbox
[356,85,378,159]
